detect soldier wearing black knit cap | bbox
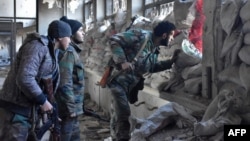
[0,20,72,141]
[55,16,85,141]
[60,16,85,44]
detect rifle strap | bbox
[131,34,149,64]
[107,34,149,83]
[31,105,36,131]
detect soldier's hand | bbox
[40,100,53,113]
[121,62,134,71]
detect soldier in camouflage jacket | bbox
[55,16,85,141]
[107,21,178,141]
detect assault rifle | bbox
[28,77,61,141]
[31,105,60,140]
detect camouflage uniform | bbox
[0,33,60,141]
[55,42,84,141]
[108,29,174,141]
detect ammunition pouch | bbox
[128,77,145,104]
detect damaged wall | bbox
[194,0,250,140]
[38,0,84,35]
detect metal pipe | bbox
[206,66,212,99]
[12,0,17,63]
[0,17,36,20]
[36,0,39,32]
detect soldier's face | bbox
[72,27,85,44]
[159,30,175,46]
[56,36,71,50]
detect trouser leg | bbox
[60,117,81,141]
[110,96,117,140]
[110,85,131,141]
[0,108,30,141]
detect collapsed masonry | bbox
[83,0,203,95]
[80,0,250,140]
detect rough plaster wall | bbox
[38,0,84,35]
[38,0,64,35]
[66,0,84,22]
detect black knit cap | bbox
[48,20,72,39]
[60,16,82,35]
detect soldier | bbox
[55,16,85,141]
[106,20,180,141]
[0,20,72,141]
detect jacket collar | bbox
[70,42,82,53]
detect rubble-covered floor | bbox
[81,94,200,141]
[0,66,110,141]
[80,93,111,141]
[0,66,201,141]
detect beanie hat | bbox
[48,20,72,39]
[60,16,82,35]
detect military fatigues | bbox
[108,29,174,141]
[55,42,84,141]
[0,33,59,141]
